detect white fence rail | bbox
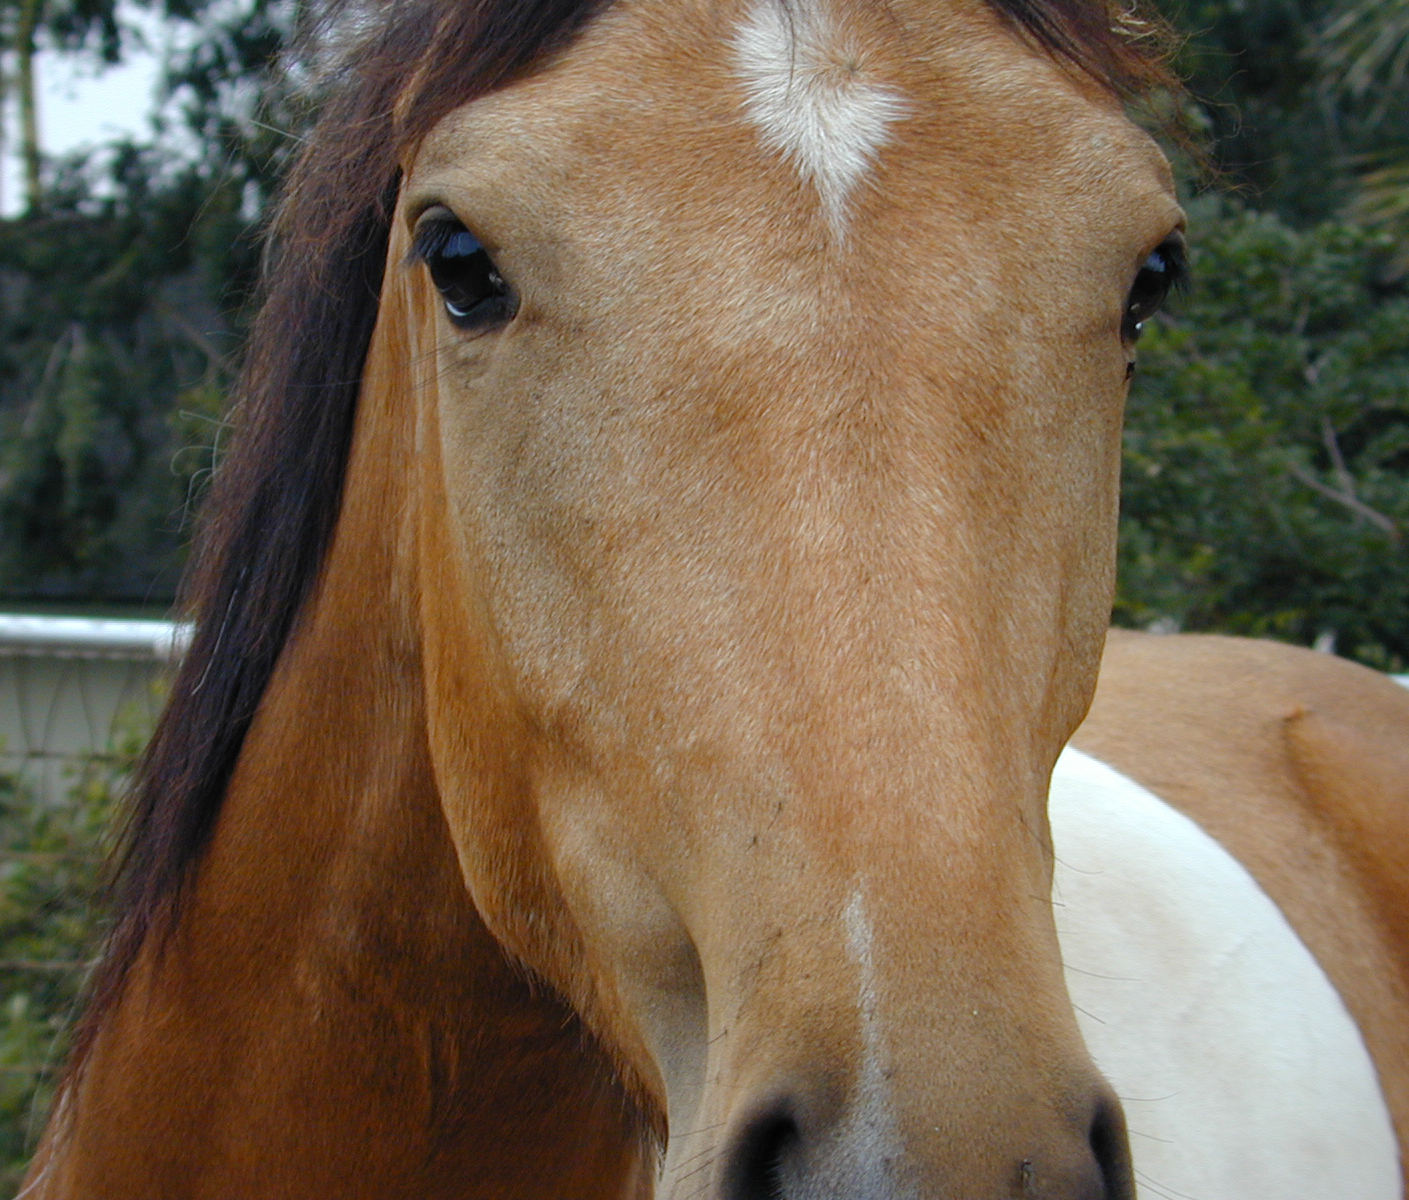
[0,615,188,804]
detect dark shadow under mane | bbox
[69,0,1178,1082]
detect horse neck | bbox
[29,275,646,1200]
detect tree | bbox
[1117,197,1409,670]
[1155,0,1351,219]
[1315,0,1409,269]
[0,0,319,604]
[0,0,304,602]
[0,147,257,601]
[6,0,127,214]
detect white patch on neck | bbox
[1050,747,1401,1200]
[732,0,908,238]
[842,888,901,1180]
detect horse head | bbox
[24,0,1186,1194]
[386,0,1183,1194]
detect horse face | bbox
[399,0,1180,1193]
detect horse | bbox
[18,0,1408,1190]
[1065,631,1408,1199]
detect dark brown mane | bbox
[68,0,1177,1084]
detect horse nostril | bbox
[723,1106,800,1200]
[1088,1092,1136,1200]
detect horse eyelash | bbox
[1163,236,1191,293]
[408,218,460,267]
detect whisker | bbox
[1062,963,1138,981]
[1135,1166,1208,1200]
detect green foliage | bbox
[1318,0,1409,103]
[169,0,315,211]
[1154,0,1409,261]
[0,731,136,1195]
[1118,198,1409,669]
[1157,0,1353,219]
[1315,0,1409,268]
[0,148,257,602]
[0,0,310,604]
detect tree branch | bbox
[1287,462,1401,541]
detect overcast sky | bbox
[2,11,170,215]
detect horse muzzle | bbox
[713,1083,1136,1200]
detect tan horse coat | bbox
[1075,629,1409,1184]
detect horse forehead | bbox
[412,0,1158,222]
[730,0,912,238]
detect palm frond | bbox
[1318,0,1409,117]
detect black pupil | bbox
[1126,249,1173,339]
[1133,252,1168,305]
[425,225,512,326]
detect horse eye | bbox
[413,214,518,332]
[1123,235,1187,343]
